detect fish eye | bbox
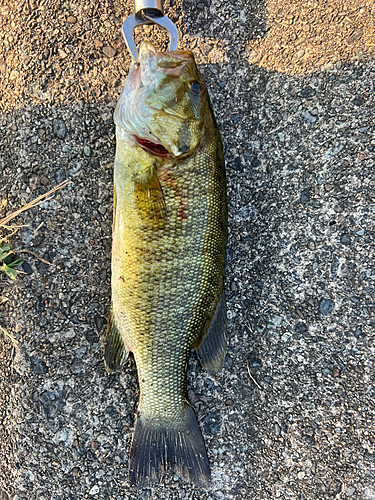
[188,80,204,95]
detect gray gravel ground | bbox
[1,0,375,499]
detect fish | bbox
[104,42,227,488]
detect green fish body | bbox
[105,43,227,487]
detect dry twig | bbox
[0,180,69,226]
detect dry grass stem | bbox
[32,221,44,236]
[246,360,262,390]
[0,325,19,348]
[17,249,52,266]
[0,225,26,243]
[0,180,69,226]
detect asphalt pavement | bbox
[0,0,374,499]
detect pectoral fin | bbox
[196,291,227,372]
[135,166,168,222]
[104,309,129,372]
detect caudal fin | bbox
[129,406,210,488]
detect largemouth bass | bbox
[104,42,227,488]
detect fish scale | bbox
[105,43,227,487]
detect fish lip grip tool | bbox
[122,0,179,61]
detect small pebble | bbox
[324,145,343,159]
[103,45,116,58]
[331,367,340,377]
[95,469,105,479]
[58,49,68,59]
[230,281,237,291]
[301,109,317,125]
[296,49,305,59]
[295,322,308,333]
[269,314,284,327]
[251,156,260,168]
[278,132,285,142]
[247,355,262,368]
[340,233,351,245]
[348,28,363,44]
[67,15,77,24]
[301,188,310,203]
[53,118,67,140]
[22,262,33,275]
[319,299,335,316]
[89,485,100,495]
[9,70,19,81]
[357,152,368,161]
[52,426,74,445]
[239,10,246,22]
[235,203,255,221]
[65,329,76,339]
[298,86,316,99]
[346,486,356,497]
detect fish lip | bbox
[133,135,173,158]
[139,43,191,79]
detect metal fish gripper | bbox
[122,0,179,61]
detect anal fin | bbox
[196,290,227,372]
[104,309,129,373]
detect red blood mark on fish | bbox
[160,169,187,222]
[179,205,187,221]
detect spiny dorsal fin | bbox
[104,309,129,373]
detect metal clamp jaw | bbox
[122,0,179,60]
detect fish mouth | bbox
[139,44,191,82]
[133,135,171,157]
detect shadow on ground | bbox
[1,0,375,499]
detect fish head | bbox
[115,43,208,158]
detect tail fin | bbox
[129,406,210,488]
